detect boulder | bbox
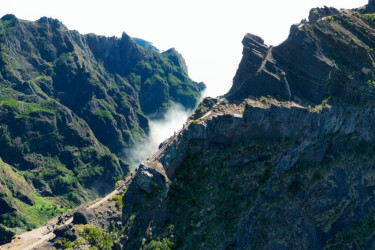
[136,168,155,193]
[136,161,170,195]
[53,224,71,237]
[72,209,94,225]
[53,224,78,241]
[53,242,63,249]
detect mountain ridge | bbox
[0,13,204,240]
[115,5,375,249]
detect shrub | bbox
[148,238,174,250]
[366,80,375,87]
[111,194,123,208]
[81,225,113,249]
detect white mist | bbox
[125,103,193,170]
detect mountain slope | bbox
[118,5,375,249]
[85,33,204,117]
[0,14,204,236]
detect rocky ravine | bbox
[119,4,375,249]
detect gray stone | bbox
[72,209,94,225]
[53,224,71,237]
[136,167,154,193]
[136,161,170,195]
[53,224,78,241]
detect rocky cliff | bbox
[0,14,204,238]
[118,5,375,249]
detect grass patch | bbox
[94,108,113,120]
[23,194,67,227]
[0,98,19,108]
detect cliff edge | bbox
[119,6,375,249]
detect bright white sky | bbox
[0,0,368,97]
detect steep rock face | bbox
[228,7,375,105]
[0,14,203,233]
[120,7,375,249]
[229,34,292,101]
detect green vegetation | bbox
[94,108,113,120]
[168,73,182,85]
[82,225,113,249]
[147,238,174,250]
[0,13,203,235]
[0,17,16,36]
[20,101,56,116]
[138,134,375,249]
[166,140,280,249]
[366,79,375,87]
[327,214,375,248]
[62,225,114,249]
[362,13,375,27]
[60,238,73,249]
[0,98,19,108]
[365,45,373,53]
[23,194,67,228]
[0,160,68,230]
[111,189,125,209]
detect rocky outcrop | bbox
[228,34,291,101]
[369,0,375,11]
[120,6,375,249]
[228,7,375,105]
[72,209,95,225]
[53,224,78,241]
[121,162,171,249]
[308,6,340,22]
[136,161,170,194]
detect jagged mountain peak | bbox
[227,7,375,107]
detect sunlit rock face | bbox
[120,6,375,249]
[228,5,375,105]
